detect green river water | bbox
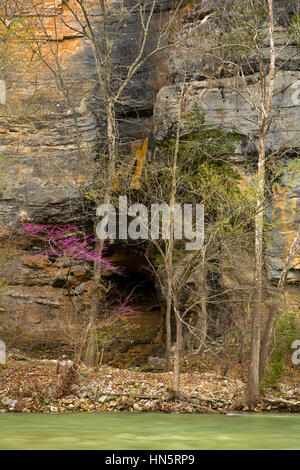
[0,413,299,450]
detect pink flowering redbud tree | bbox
[20,223,118,274]
[19,224,136,364]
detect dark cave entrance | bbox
[100,244,164,366]
[107,271,160,313]
[103,244,161,315]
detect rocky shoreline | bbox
[0,352,299,414]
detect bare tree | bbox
[141,96,259,395]
[10,0,186,365]
[167,0,300,406]
[245,0,276,407]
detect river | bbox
[0,413,299,450]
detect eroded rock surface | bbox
[0,0,299,360]
[154,1,300,289]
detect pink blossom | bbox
[115,293,138,316]
[19,223,118,272]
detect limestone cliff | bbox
[0,0,299,362]
[155,1,300,289]
[0,0,169,359]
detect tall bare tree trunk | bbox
[83,256,107,366]
[164,83,185,372]
[246,0,275,406]
[197,268,208,353]
[247,131,265,404]
[83,0,116,367]
[83,280,100,366]
[165,272,172,371]
[84,102,115,366]
[173,302,182,396]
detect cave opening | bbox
[107,271,160,315]
[104,245,161,316]
[99,245,164,367]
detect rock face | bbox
[155,71,300,152]
[0,0,299,359]
[0,0,172,227]
[154,1,300,291]
[154,75,300,287]
[0,0,169,355]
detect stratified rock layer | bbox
[0,0,299,359]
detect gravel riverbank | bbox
[1,352,299,414]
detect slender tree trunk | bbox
[165,270,172,371]
[83,284,99,366]
[246,0,275,406]
[105,98,117,200]
[198,268,208,353]
[247,126,266,404]
[84,1,116,366]
[83,256,105,366]
[164,83,185,371]
[173,302,182,396]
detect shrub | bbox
[263,312,297,389]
